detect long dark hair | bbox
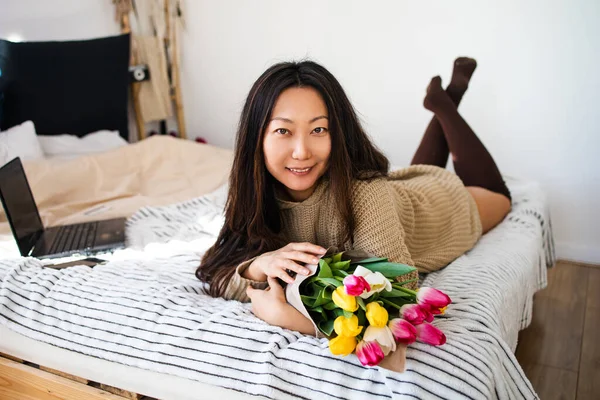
[197,60,389,297]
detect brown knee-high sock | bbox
[411,58,478,167]
[423,76,511,200]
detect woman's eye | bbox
[275,128,289,135]
[313,127,328,134]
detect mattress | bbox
[0,325,252,400]
[0,178,553,399]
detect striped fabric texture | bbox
[0,179,553,400]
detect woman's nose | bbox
[292,137,311,160]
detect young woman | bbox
[196,58,511,335]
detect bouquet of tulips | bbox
[286,251,451,370]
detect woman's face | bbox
[263,87,332,202]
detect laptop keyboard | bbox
[49,223,98,254]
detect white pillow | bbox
[38,130,128,159]
[0,121,45,167]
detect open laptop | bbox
[0,157,126,259]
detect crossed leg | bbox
[411,58,511,233]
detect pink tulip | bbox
[400,304,427,325]
[355,340,385,366]
[388,318,417,345]
[421,306,434,323]
[417,287,451,309]
[343,275,371,296]
[415,323,447,346]
[429,306,447,316]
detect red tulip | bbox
[388,318,417,345]
[355,340,386,366]
[417,287,451,309]
[400,304,427,325]
[421,305,434,323]
[343,275,371,296]
[429,306,448,316]
[415,323,446,346]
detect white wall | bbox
[2,0,599,264]
[0,0,119,41]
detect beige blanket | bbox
[0,136,232,236]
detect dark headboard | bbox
[0,34,130,140]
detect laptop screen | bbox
[0,158,44,255]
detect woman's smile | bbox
[286,166,313,175]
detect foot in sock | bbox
[424,76,456,114]
[446,57,477,104]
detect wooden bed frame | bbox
[0,352,154,400]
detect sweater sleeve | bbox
[351,179,415,267]
[222,257,269,302]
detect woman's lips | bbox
[286,166,313,176]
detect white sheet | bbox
[0,179,553,399]
[37,130,128,160]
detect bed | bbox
[0,135,232,257]
[0,164,554,399]
[0,33,553,400]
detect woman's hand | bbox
[246,277,287,325]
[246,277,316,335]
[245,242,327,284]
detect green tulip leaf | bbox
[301,295,317,307]
[333,270,349,279]
[381,296,413,308]
[318,278,342,288]
[350,257,388,265]
[308,310,325,325]
[302,280,319,296]
[358,262,416,278]
[357,297,367,311]
[309,281,324,296]
[322,301,338,310]
[356,308,367,327]
[313,288,333,306]
[332,252,343,263]
[330,260,351,271]
[343,310,355,319]
[394,278,418,287]
[331,309,346,319]
[318,319,335,336]
[318,259,333,278]
[379,288,414,298]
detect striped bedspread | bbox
[0,179,553,400]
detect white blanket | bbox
[0,179,552,400]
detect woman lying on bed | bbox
[196,58,511,335]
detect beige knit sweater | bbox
[224,164,482,302]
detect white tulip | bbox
[353,265,392,299]
[363,326,397,355]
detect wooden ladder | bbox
[118,0,186,141]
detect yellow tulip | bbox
[366,302,388,328]
[328,335,357,356]
[332,286,358,312]
[334,315,363,337]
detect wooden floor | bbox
[516,260,600,400]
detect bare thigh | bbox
[466,186,511,234]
